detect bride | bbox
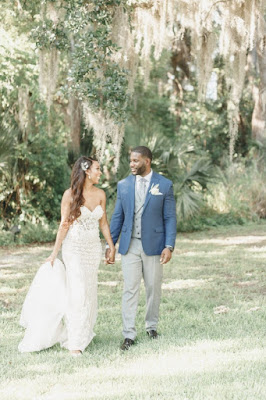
[18,156,115,356]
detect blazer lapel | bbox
[128,175,136,215]
[143,172,159,213]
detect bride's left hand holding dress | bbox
[18,191,71,353]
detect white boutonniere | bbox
[149,183,163,195]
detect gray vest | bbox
[132,181,147,239]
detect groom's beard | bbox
[132,163,147,176]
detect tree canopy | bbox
[0,0,265,237]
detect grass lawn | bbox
[0,222,266,400]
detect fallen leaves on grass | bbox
[162,279,209,291]
[213,305,230,314]
[247,307,261,312]
[98,281,119,287]
[234,281,258,287]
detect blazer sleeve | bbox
[110,183,125,245]
[163,183,177,248]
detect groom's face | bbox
[130,152,149,176]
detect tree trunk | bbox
[252,25,266,143]
[170,36,191,126]
[67,35,81,155]
[17,87,36,140]
[68,95,81,155]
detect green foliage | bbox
[0,230,14,246]
[177,208,248,232]
[30,0,129,122]
[31,20,69,50]
[178,94,230,164]
[0,5,70,225]
[128,82,178,139]
[0,121,15,172]
[0,0,263,244]
[67,1,129,120]
[175,159,217,219]
[16,132,70,220]
[0,67,68,223]
[174,55,255,166]
[0,126,70,222]
[218,158,266,219]
[0,220,57,246]
[0,68,70,224]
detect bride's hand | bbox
[46,254,56,266]
[105,247,115,264]
[109,248,116,264]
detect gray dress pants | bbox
[121,237,163,340]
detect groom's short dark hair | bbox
[132,146,152,161]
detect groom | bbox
[106,146,177,350]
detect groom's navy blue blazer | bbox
[110,171,177,256]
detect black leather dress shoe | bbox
[147,330,158,339]
[120,338,135,351]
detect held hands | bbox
[105,247,116,264]
[160,248,172,265]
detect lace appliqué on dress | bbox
[61,205,103,352]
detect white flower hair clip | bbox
[81,161,89,171]
[149,183,163,195]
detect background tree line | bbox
[0,0,265,245]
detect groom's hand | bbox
[160,248,172,264]
[105,248,111,264]
[105,248,115,264]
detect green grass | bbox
[0,223,266,400]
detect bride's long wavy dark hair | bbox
[68,156,97,224]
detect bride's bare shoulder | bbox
[95,187,106,199]
[62,188,73,203]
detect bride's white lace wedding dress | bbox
[18,205,103,353]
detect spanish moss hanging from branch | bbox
[32,0,265,164]
[83,103,125,172]
[66,1,129,170]
[37,1,62,111]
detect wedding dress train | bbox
[18,205,103,353]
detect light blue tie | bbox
[139,177,147,201]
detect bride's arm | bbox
[46,189,72,266]
[99,191,115,264]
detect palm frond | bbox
[175,186,203,219]
[175,159,219,219]
[181,158,217,189]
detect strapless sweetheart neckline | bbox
[80,204,103,213]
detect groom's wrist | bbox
[165,245,174,252]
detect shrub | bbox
[207,161,266,220]
[0,220,57,247]
[177,207,248,232]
